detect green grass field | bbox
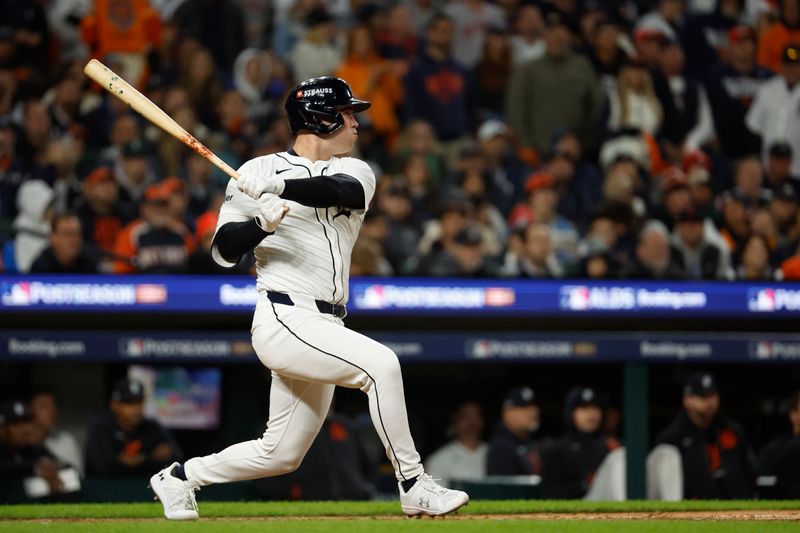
[0,500,797,532]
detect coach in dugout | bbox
[85,379,182,477]
[485,386,542,476]
[757,390,800,498]
[648,372,755,499]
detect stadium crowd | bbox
[0,0,800,280]
[2,376,799,501]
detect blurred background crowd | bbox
[1,0,800,280]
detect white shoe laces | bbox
[167,482,199,512]
[416,473,451,496]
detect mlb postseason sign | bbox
[3,276,800,316]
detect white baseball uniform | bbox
[183,151,425,486]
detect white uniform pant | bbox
[184,292,424,486]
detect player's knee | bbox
[372,346,401,379]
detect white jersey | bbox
[211,151,376,305]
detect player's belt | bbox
[266,291,347,319]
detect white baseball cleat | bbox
[399,473,469,517]
[148,462,200,520]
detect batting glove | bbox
[254,194,288,233]
[237,171,286,199]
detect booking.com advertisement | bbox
[3,276,800,316]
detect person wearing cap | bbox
[651,372,755,499]
[746,44,800,177]
[757,390,800,498]
[425,402,488,485]
[377,181,424,274]
[30,212,99,274]
[683,0,748,78]
[486,387,542,476]
[656,168,695,227]
[476,119,528,218]
[505,10,602,157]
[86,378,182,477]
[112,182,195,274]
[704,24,772,158]
[540,387,621,499]
[624,219,686,279]
[670,208,732,279]
[116,138,156,205]
[757,0,800,73]
[635,0,685,44]
[765,142,800,196]
[0,400,62,500]
[73,167,135,257]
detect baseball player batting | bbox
[148,77,469,519]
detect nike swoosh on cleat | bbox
[276,168,291,174]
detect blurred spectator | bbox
[180,47,223,127]
[704,25,772,158]
[80,0,161,89]
[12,179,54,273]
[635,0,686,43]
[574,244,621,279]
[486,386,541,476]
[650,372,756,499]
[28,389,83,476]
[670,209,732,279]
[350,235,392,276]
[85,378,182,477]
[588,19,628,96]
[474,28,512,118]
[403,14,472,147]
[771,185,798,255]
[624,220,687,279]
[605,56,663,135]
[443,0,506,69]
[719,192,752,255]
[172,0,245,70]
[232,49,279,121]
[115,139,158,205]
[757,0,800,73]
[551,129,604,229]
[0,400,63,501]
[683,150,716,215]
[182,152,218,220]
[2,0,50,71]
[506,12,602,158]
[376,182,421,274]
[736,233,774,279]
[540,387,621,499]
[405,0,439,34]
[17,100,54,169]
[425,401,487,485]
[746,45,800,177]
[44,137,84,215]
[0,117,31,228]
[74,167,134,261]
[510,4,545,66]
[188,205,248,274]
[417,191,470,259]
[764,142,799,196]
[509,172,579,266]
[289,8,341,83]
[99,114,142,168]
[452,146,506,254]
[30,213,99,274]
[417,224,498,277]
[757,390,800,498]
[335,25,404,142]
[391,119,446,189]
[657,168,694,227]
[375,3,418,60]
[653,39,715,156]
[112,183,194,274]
[683,0,747,78]
[512,222,564,278]
[477,119,528,218]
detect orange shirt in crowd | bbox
[335,56,403,139]
[758,23,800,73]
[81,0,161,57]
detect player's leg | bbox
[262,300,469,515]
[150,373,334,519]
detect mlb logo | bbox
[470,340,492,359]
[122,338,144,357]
[748,289,775,312]
[754,341,773,359]
[560,286,590,311]
[1,282,31,306]
[357,285,385,309]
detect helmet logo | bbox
[301,87,334,97]
[296,90,304,98]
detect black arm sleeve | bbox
[280,173,365,209]
[213,220,270,264]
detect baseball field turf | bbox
[0,500,797,532]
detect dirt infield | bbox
[4,510,799,523]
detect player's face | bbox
[329,110,360,155]
[683,393,719,428]
[112,400,144,430]
[572,405,602,434]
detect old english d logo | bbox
[109,0,135,31]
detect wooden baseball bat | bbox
[83,58,240,180]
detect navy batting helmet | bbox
[285,77,371,135]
